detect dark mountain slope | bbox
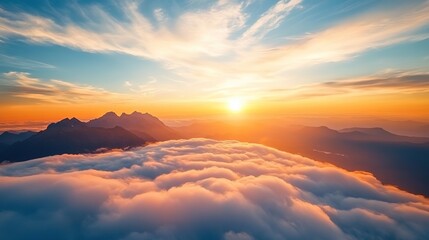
[0,131,36,145]
[88,111,180,141]
[0,118,145,162]
[340,127,429,143]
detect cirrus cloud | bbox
[0,72,122,104]
[268,71,429,99]
[0,138,428,240]
[1,1,429,103]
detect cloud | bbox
[0,138,428,240]
[0,54,55,69]
[0,121,48,133]
[240,0,302,43]
[272,71,429,99]
[0,72,120,104]
[0,1,246,63]
[320,72,429,93]
[153,8,167,23]
[234,1,429,75]
[1,1,428,102]
[0,1,427,72]
[124,81,132,87]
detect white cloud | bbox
[153,8,167,23]
[124,81,132,87]
[0,1,246,64]
[241,0,302,43]
[241,2,429,73]
[0,138,428,239]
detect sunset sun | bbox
[227,98,244,113]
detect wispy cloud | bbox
[271,71,429,99]
[240,0,302,43]
[0,54,55,69]
[232,2,429,76]
[0,1,246,63]
[0,0,428,102]
[0,72,120,104]
[125,77,160,96]
[0,1,301,72]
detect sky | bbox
[0,0,428,122]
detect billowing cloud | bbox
[0,139,428,240]
[0,72,121,104]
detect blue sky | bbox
[0,0,428,119]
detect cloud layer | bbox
[1,139,428,240]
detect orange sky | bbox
[0,1,428,125]
[1,91,428,124]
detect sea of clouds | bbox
[0,138,428,240]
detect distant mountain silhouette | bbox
[0,131,36,145]
[175,121,429,196]
[88,111,180,141]
[0,112,180,162]
[47,117,86,129]
[0,118,145,162]
[340,127,429,143]
[341,127,393,136]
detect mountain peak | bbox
[87,111,178,141]
[120,111,151,118]
[0,131,13,137]
[367,127,391,134]
[102,111,118,118]
[301,126,336,133]
[48,118,86,129]
[340,127,393,137]
[125,111,143,117]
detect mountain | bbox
[88,111,180,141]
[175,120,429,196]
[0,118,145,162]
[0,131,36,145]
[373,120,429,138]
[340,127,394,136]
[339,127,429,143]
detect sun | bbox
[227,98,244,113]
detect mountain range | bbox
[0,112,180,162]
[0,131,36,151]
[1,112,428,197]
[88,111,180,141]
[174,120,429,196]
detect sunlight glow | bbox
[228,98,244,113]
